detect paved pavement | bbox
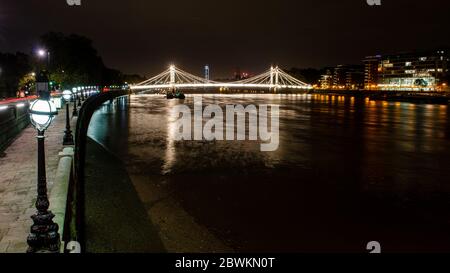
[0,104,77,253]
[84,137,167,253]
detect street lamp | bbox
[51,97,62,110]
[77,87,82,106]
[37,49,46,57]
[36,48,50,69]
[29,98,57,131]
[27,71,60,253]
[72,88,78,117]
[62,90,74,145]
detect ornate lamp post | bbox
[72,88,78,117]
[77,87,82,106]
[80,87,84,101]
[62,90,74,145]
[27,71,60,253]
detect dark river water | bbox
[87,94,450,253]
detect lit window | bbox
[419,57,427,61]
[405,62,412,66]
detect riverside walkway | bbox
[0,105,76,253]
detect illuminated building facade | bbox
[319,69,333,89]
[319,65,364,90]
[364,50,449,91]
[363,55,381,90]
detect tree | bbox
[122,74,147,85]
[101,68,123,86]
[18,72,36,93]
[40,32,106,88]
[40,32,146,88]
[287,68,323,85]
[0,32,144,98]
[0,52,32,98]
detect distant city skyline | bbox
[1,0,450,78]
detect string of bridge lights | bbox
[131,65,313,91]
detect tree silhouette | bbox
[0,52,31,98]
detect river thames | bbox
[85,94,450,253]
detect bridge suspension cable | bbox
[131,65,312,91]
[233,66,310,87]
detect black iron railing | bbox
[68,89,131,251]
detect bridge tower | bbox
[270,66,279,91]
[275,66,279,86]
[169,65,176,92]
[270,66,274,85]
[169,65,176,85]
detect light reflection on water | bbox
[87,94,450,252]
[163,99,179,174]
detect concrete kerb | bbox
[49,146,74,252]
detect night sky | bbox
[1,0,450,78]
